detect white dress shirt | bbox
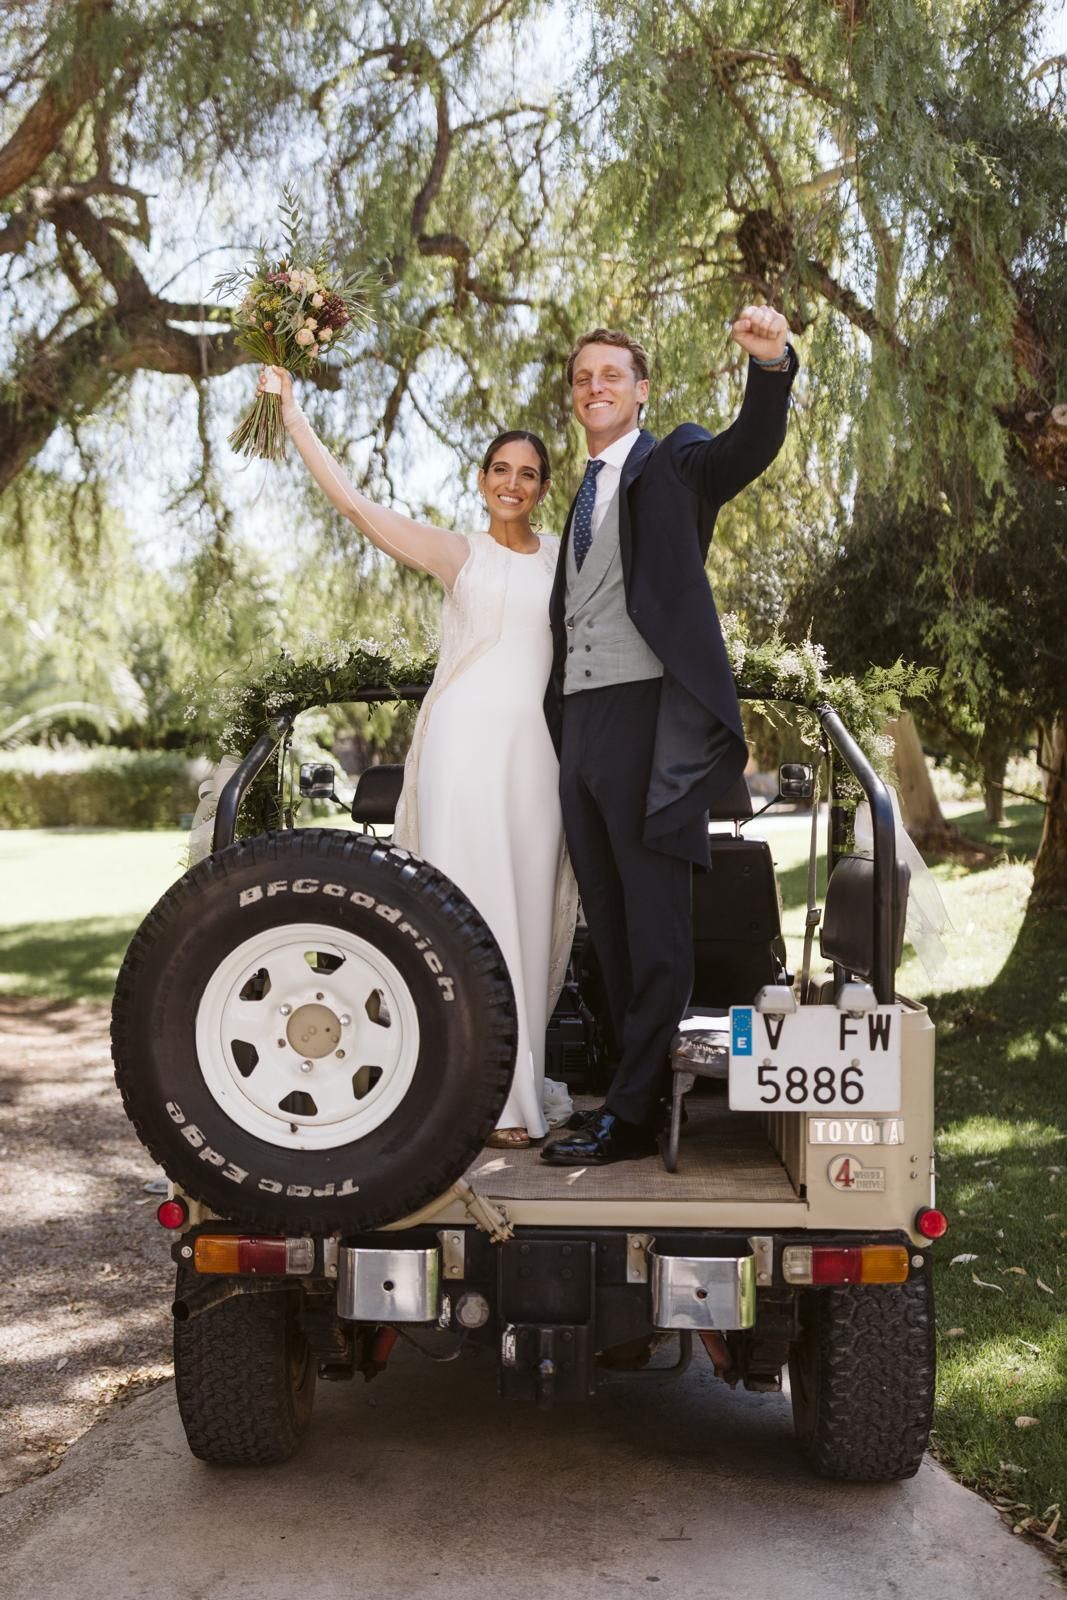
[587,428,641,536]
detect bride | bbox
[257,366,577,1147]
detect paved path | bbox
[0,1348,1058,1600]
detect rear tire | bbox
[788,1276,935,1481]
[173,1270,316,1466]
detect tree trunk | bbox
[889,712,959,852]
[981,740,1008,825]
[887,712,996,859]
[1030,709,1067,910]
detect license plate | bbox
[728,1004,902,1113]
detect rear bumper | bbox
[174,1222,932,1403]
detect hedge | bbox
[0,745,209,830]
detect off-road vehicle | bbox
[112,678,944,1478]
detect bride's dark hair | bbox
[481,430,551,482]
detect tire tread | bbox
[790,1278,935,1481]
[173,1278,315,1466]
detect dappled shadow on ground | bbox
[0,997,173,1493]
[0,918,136,1002]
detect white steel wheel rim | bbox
[195,922,421,1150]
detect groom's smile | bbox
[570,342,650,452]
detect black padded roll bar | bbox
[212,712,294,854]
[210,687,430,854]
[816,705,898,1003]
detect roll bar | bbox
[210,686,899,999]
[816,705,898,1003]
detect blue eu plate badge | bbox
[732,1007,753,1056]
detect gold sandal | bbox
[486,1127,531,1149]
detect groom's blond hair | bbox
[565,329,651,387]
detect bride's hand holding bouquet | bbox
[213,186,378,460]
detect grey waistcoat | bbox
[563,485,664,695]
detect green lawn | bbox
[0,807,1063,1542]
[0,829,191,998]
[903,808,1065,1549]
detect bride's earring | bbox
[529,496,545,533]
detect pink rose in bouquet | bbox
[213,187,379,460]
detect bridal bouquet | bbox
[213,186,379,460]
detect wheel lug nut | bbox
[339,1014,351,1027]
[279,1004,292,1016]
[300,1060,313,1074]
[335,1050,345,1059]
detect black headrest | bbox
[707,774,753,822]
[820,853,910,980]
[351,764,405,825]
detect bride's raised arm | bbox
[259,366,469,591]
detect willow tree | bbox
[571,0,1066,900]
[0,0,570,533]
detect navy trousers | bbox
[559,680,695,1126]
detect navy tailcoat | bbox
[544,350,799,866]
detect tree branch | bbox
[49,196,153,308]
[674,3,840,106]
[1024,53,1067,82]
[0,0,115,200]
[802,254,911,357]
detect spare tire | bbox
[112,828,516,1232]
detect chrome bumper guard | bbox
[337,1246,440,1323]
[649,1246,757,1330]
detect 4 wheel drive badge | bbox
[827,1154,886,1192]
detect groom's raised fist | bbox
[730,305,790,364]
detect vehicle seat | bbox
[819,853,910,980]
[691,775,786,1009]
[351,764,405,827]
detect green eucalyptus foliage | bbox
[199,617,933,836]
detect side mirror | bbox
[299,761,336,799]
[778,762,814,803]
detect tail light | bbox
[193,1235,314,1275]
[156,1198,188,1230]
[782,1244,911,1285]
[915,1208,948,1239]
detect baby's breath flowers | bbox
[213,186,380,460]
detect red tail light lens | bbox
[156,1199,188,1229]
[916,1208,948,1239]
[811,1248,861,1284]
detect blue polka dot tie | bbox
[572,458,604,571]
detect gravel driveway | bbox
[0,997,173,1494]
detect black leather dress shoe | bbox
[540,1110,659,1166]
[563,1103,604,1131]
[563,1099,684,1135]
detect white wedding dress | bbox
[415,535,565,1136]
[279,388,576,1137]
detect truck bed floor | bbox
[465,1093,800,1203]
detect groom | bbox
[541,307,797,1166]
